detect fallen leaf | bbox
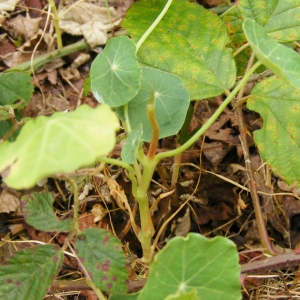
[0,0,21,11]
[59,2,121,47]
[6,15,42,40]
[91,203,108,223]
[175,207,190,237]
[0,190,20,213]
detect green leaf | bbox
[238,0,300,43]
[83,75,91,96]
[0,104,119,189]
[117,67,190,142]
[243,19,300,90]
[165,290,200,300]
[138,233,241,300]
[0,245,63,300]
[75,228,128,294]
[21,192,72,232]
[223,0,300,75]
[91,36,141,107]
[122,0,236,100]
[248,76,300,186]
[221,5,251,76]
[121,125,143,164]
[110,293,139,300]
[0,72,33,109]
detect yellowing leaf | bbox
[0,105,119,189]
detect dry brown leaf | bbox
[106,176,127,211]
[71,53,90,69]
[175,207,190,237]
[6,15,42,41]
[105,176,140,236]
[0,190,20,213]
[59,67,80,81]
[203,141,231,167]
[3,51,32,68]
[58,2,121,47]
[91,203,108,223]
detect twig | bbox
[233,52,277,255]
[241,252,300,274]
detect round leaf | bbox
[90,36,141,107]
[117,67,190,142]
[138,233,241,300]
[122,0,236,100]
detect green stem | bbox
[155,61,262,162]
[5,30,127,74]
[6,39,89,74]
[48,0,63,49]
[62,176,80,233]
[97,157,138,198]
[105,0,113,31]
[136,0,173,52]
[170,151,182,190]
[135,158,157,263]
[147,90,160,159]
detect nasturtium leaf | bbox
[90,36,141,107]
[138,233,241,300]
[75,228,128,294]
[165,290,200,300]
[243,19,300,90]
[238,0,300,43]
[117,67,190,142]
[221,5,251,76]
[223,0,300,75]
[248,76,300,186]
[0,104,119,189]
[121,125,143,164]
[0,245,63,300]
[21,192,72,232]
[0,72,33,109]
[110,293,139,300]
[122,0,236,100]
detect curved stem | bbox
[97,157,138,198]
[155,61,262,162]
[136,0,173,52]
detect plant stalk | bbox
[48,0,63,49]
[135,159,157,263]
[136,0,173,52]
[63,176,80,233]
[147,90,160,159]
[155,61,263,162]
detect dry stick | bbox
[233,52,276,255]
[241,252,300,274]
